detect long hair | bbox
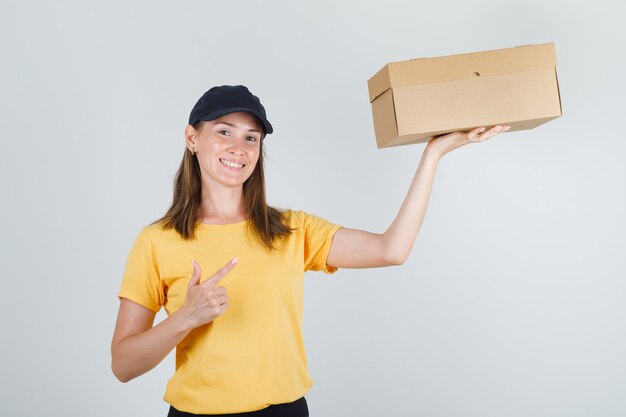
[155,122,292,250]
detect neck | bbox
[199,185,246,225]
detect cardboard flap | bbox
[368,43,557,102]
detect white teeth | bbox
[220,158,244,169]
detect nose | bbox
[228,136,245,155]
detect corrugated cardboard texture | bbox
[368,43,562,148]
[371,89,399,149]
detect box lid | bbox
[368,43,557,102]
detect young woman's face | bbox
[188,112,263,190]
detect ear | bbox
[185,124,199,153]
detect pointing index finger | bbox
[203,257,238,288]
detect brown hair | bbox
[155,121,292,250]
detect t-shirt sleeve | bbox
[297,211,343,274]
[117,227,164,312]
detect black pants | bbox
[167,397,309,417]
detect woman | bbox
[111,85,508,416]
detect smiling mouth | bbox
[219,158,245,169]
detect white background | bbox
[1,0,625,416]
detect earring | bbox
[191,148,196,155]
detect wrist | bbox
[171,306,197,333]
[423,142,445,162]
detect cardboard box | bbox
[368,43,562,148]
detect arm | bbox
[111,299,191,382]
[326,125,509,269]
[111,259,236,382]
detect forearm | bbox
[381,145,442,263]
[111,310,193,382]
[326,127,504,269]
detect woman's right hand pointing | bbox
[178,258,238,329]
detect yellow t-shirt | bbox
[118,210,342,414]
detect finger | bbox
[203,257,238,288]
[475,125,503,141]
[480,125,500,139]
[210,298,229,312]
[210,286,227,297]
[188,260,202,288]
[216,293,229,306]
[467,127,486,140]
[490,125,510,134]
[491,125,510,137]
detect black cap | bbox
[188,85,273,134]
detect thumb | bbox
[188,260,202,288]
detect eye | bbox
[246,136,258,143]
[218,129,230,136]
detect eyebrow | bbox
[215,121,262,134]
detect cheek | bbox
[248,148,261,166]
